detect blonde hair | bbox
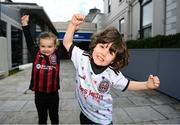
[38,32,58,46]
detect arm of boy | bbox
[127,75,160,90]
[63,14,85,51]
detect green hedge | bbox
[126,33,180,48]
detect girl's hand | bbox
[21,15,29,26]
[71,14,85,27]
[146,75,160,89]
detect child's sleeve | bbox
[71,45,84,69]
[111,72,130,92]
[22,25,37,56]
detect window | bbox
[11,26,23,67]
[142,24,152,38]
[108,0,111,13]
[143,2,152,26]
[140,0,152,38]
[119,18,125,34]
[0,20,7,37]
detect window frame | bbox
[0,20,7,37]
[139,0,152,39]
[108,0,111,13]
[119,18,125,34]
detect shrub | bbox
[126,33,180,48]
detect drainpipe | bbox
[126,0,131,40]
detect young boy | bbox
[63,14,160,125]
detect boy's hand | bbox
[146,75,160,89]
[71,14,85,27]
[21,15,29,26]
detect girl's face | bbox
[39,38,56,56]
[92,43,116,66]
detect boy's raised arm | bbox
[63,14,85,51]
[128,75,160,90]
[63,22,76,51]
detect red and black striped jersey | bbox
[29,51,60,93]
[23,25,63,93]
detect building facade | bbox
[98,0,180,40]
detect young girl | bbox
[21,15,63,124]
[63,14,160,125]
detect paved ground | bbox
[0,60,180,124]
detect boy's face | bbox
[39,38,56,56]
[92,43,116,66]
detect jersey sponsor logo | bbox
[36,64,41,69]
[36,64,56,70]
[79,84,103,102]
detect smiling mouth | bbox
[42,52,50,56]
[97,56,104,62]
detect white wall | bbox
[0,37,9,77]
[1,13,20,70]
[177,0,180,33]
[153,0,166,36]
[166,0,178,35]
[1,12,26,70]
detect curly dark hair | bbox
[89,26,129,71]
